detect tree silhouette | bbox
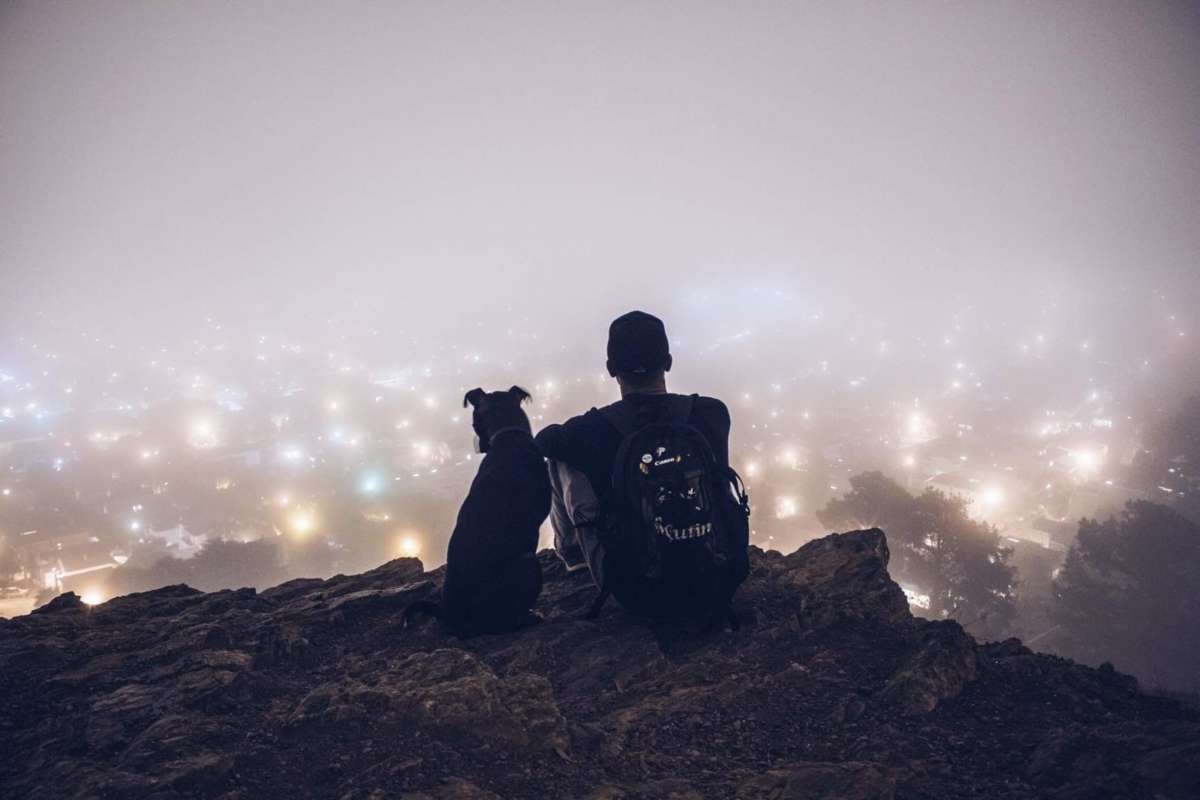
[1052,500,1200,691]
[1134,394,1200,524]
[818,471,1017,639]
[105,538,287,596]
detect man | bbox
[535,310,731,573]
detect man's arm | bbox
[533,422,569,461]
[534,410,596,463]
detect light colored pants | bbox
[546,459,600,570]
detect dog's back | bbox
[435,387,549,635]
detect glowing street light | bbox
[979,486,1003,509]
[359,473,384,496]
[188,418,218,449]
[1071,449,1103,476]
[903,412,934,444]
[289,509,317,537]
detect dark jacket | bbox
[534,392,731,504]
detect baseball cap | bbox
[606,311,671,375]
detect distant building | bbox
[1002,517,1073,551]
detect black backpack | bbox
[585,395,750,622]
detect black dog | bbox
[406,386,549,636]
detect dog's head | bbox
[463,385,533,453]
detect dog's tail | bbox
[402,600,443,628]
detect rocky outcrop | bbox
[1,528,1196,799]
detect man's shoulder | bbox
[533,406,613,458]
[613,393,730,422]
[562,405,612,430]
[683,394,731,425]
[688,394,729,413]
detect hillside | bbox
[1,529,1197,799]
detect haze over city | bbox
[2,1,1199,691]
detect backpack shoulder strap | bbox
[672,393,697,424]
[598,401,636,437]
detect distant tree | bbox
[817,471,920,543]
[818,471,1017,639]
[1133,393,1200,524]
[908,489,1018,639]
[106,538,287,596]
[1052,501,1200,691]
[185,538,287,592]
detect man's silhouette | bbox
[535,310,731,574]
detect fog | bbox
[4,2,1199,335]
[2,2,1200,687]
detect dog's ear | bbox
[507,385,532,405]
[463,388,486,408]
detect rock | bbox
[31,591,84,614]
[162,752,236,792]
[1026,721,1200,799]
[286,678,379,733]
[423,778,501,799]
[324,580,435,622]
[2,529,1197,800]
[254,625,315,669]
[775,529,912,632]
[382,649,569,754]
[878,620,977,715]
[737,762,898,799]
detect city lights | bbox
[774,496,799,519]
[0,277,1191,631]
